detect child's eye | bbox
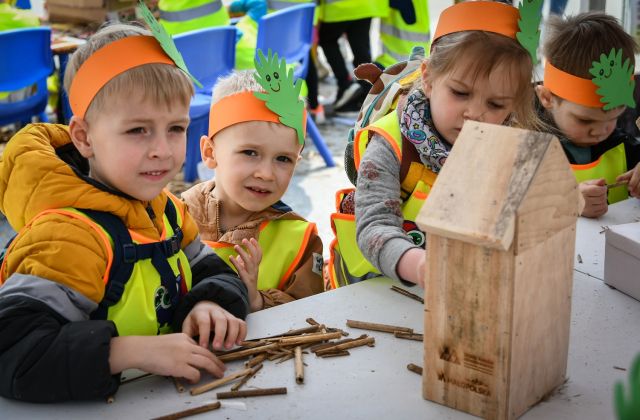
[488,102,504,110]
[451,89,467,97]
[169,125,186,133]
[276,155,292,163]
[126,127,146,135]
[577,118,592,125]
[242,150,257,157]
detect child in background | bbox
[0,18,252,402]
[328,1,541,287]
[182,54,324,312]
[535,12,640,218]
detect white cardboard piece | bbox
[605,222,640,301]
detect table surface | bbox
[575,198,640,281]
[1,269,639,419]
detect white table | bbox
[1,273,638,419]
[575,198,640,280]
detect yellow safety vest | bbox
[204,219,316,290]
[267,0,319,25]
[319,0,389,23]
[158,0,230,36]
[376,0,430,68]
[571,142,629,204]
[235,15,259,70]
[328,110,435,289]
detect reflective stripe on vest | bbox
[204,219,316,290]
[268,0,315,10]
[380,23,429,43]
[377,1,430,67]
[328,112,435,288]
[571,142,628,204]
[159,0,222,22]
[320,0,389,23]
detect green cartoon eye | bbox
[610,60,614,66]
[266,74,271,82]
[273,72,279,79]
[599,69,604,76]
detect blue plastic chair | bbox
[174,26,237,182]
[0,27,52,126]
[15,0,32,9]
[256,3,335,167]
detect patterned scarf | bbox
[399,89,451,173]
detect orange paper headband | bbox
[433,1,519,43]
[208,91,307,139]
[69,36,175,119]
[544,62,603,108]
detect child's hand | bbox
[397,248,425,287]
[230,238,263,312]
[182,301,247,350]
[616,163,640,198]
[579,179,608,218]
[109,334,225,383]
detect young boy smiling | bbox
[182,65,324,312]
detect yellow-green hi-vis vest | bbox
[376,0,430,68]
[267,0,319,25]
[204,219,317,290]
[235,15,259,70]
[159,0,230,36]
[328,110,436,289]
[0,198,193,336]
[320,0,389,23]
[571,142,629,204]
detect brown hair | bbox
[420,31,539,130]
[63,23,194,121]
[544,12,638,78]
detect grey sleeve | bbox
[355,135,419,281]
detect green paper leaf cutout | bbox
[515,0,543,65]
[589,48,636,110]
[253,49,306,145]
[137,1,202,88]
[614,354,640,420]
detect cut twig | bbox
[218,343,279,362]
[120,372,153,385]
[245,353,267,368]
[294,346,304,384]
[216,387,288,399]
[346,319,413,334]
[319,350,350,358]
[390,285,424,304]
[277,331,342,346]
[315,335,375,356]
[306,318,319,326]
[310,336,364,353]
[151,402,221,420]
[407,363,423,375]
[190,368,253,396]
[231,363,263,391]
[172,377,185,393]
[394,331,424,341]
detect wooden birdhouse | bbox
[416,122,582,420]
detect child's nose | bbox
[463,102,485,122]
[255,160,275,180]
[150,135,173,159]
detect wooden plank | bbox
[423,235,515,419]
[514,139,581,254]
[416,122,554,251]
[508,225,575,417]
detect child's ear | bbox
[421,61,432,98]
[200,135,217,169]
[68,116,94,158]
[536,85,554,110]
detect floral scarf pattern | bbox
[399,89,451,173]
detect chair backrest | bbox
[256,3,314,79]
[174,25,237,95]
[15,0,32,9]
[0,27,52,91]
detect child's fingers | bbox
[249,238,263,262]
[616,169,633,182]
[211,315,228,350]
[236,320,248,345]
[224,318,240,349]
[197,313,211,348]
[229,255,247,276]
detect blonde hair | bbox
[419,31,541,130]
[63,23,194,121]
[211,70,264,104]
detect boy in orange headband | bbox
[0,16,254,402]
[536,12,640,218]
[182,52,325,312]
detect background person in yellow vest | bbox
[182,67,325,312]
[535,12,640,218]
[0,22,251,402]
[229,0,267,69]
[376,0,430,69]
[158,0,230,35]
[329,2,541,287]
[318,0,389,112]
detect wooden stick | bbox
[319,350,350,358]
[190,368,253,396]
[394,331,424,341]
[306,317,319,326]
[275,353,295,364]
[231,363,263,391]
[151,402,221,420]
[245,353,267,368]
[606,180,628,190]
[294,346,304,384]
[218,343,279,362]
[346,319,413,334]
[277,331,342,346]
[172,377,185,393]
[106,395,115,404]
[390,285,424,304]
[310,336,363,353]
[315,336,375,356]
[407,363,423,375]
[216,387,288,399]
[120,372,154,385]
